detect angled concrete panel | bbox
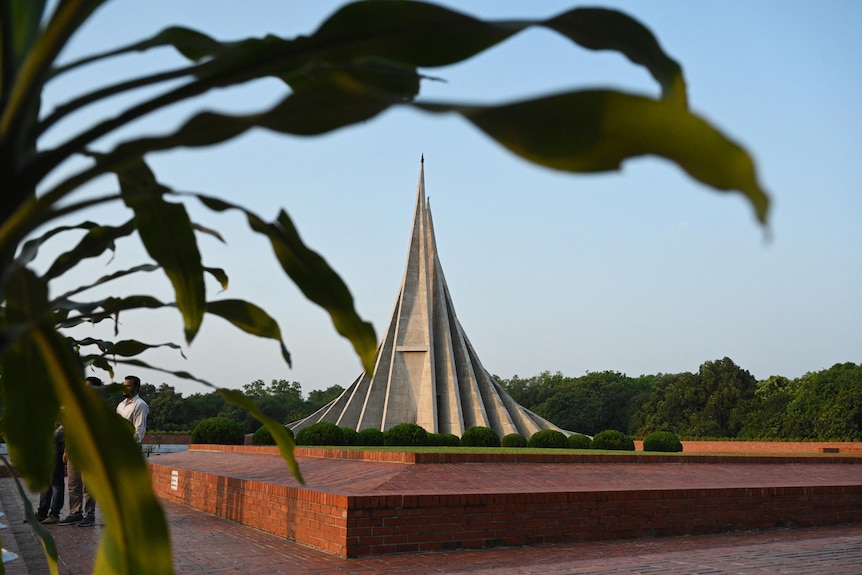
[290,160,576,439]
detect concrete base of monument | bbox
[148,445,862,558]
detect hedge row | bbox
[193,418,682,453]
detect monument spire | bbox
[291,161,572,439]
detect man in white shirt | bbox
[116,375,149,444]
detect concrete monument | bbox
[290,160,571,439]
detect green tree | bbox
[147,384,189,432]
[691,357,757,437]
[737,375,793,439]
[783,363,862,440]
[183,391,226,429]
[1,2,769,573]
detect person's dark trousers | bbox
[37,440,66,518]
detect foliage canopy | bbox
[1,2,769,573]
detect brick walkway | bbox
[3,475,862,574]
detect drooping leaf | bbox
[204,266,229,291]
[1,457,59,574]
[1,267,58,488]
[43,219,136,280]
[53,293,167,330]
[50,25,223,78]
[206,299,290,366]
[54,264,160,300]
[73,336,187,359]
[417,90,769,223]
[218,388,303,483]
[194,194,377,373]
[33,325,174,574]
[545,8,686,106]
[115,157,205,342]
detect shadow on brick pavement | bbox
[3,477,862,574]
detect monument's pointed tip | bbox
[421,153,424,164]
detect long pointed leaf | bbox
[1,267,57,487]
[73,336,186,359]
[194,194,377,373]
[206,299,290,366]
[32,325,173,574]
[116,158,205,342]
[417,90,769,223]
[0,457,59,575]
[218,388,303,483]
[43,219,136,280]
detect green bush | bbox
[527,429,568,449]
[384,423,428,446]
[191,417,244,445]
[501,433,527,448]
[642,431,683,452]
[295,421,344,446]
[341,427,359,446]
[251,425,295,446]
[428,432,461,447]
[357,428,385,446]
[590,429,635,451]
[460,426,500,448]
[567,433,592,449]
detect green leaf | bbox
[204,266,229,291]
[3,0,48,79]
[417,90,769,223]
[1,457,59,574]
[115,158,205,342]
[206,299,290,366]
[43,219,136,280]
[194,194,377,374]
[1,268,58,488]
[54,264,160,300]
[33,325,174,574]
[72,336,187,359]
[545,8,687,106]
[218,388,303,484]
[51,25,223,78]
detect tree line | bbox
[135,379,344,435]
[498,358,862,441]
[133,358,861,441]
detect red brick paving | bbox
[152,449,862,494]
[4,447,862,573]
[5,487,862,574]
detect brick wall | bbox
[149,463,350,556]
[344,485,862,557]
[149,456,862,558]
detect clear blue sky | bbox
[40,1,862,397]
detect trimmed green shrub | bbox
[341,427,359,446]
[251,425,274,446]
[428,432,461,447]
[191,417,244,445]
[590,429,635,451]
[501,433,527,448]
[643,431,683,452]
[357,428,385,446]
[567,433,592,449]
[460,426,500,448]
[527,429,568,449]
[295,421,344,446]
[384,423,428,446]
[251,425,295,446]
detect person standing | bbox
[35,424,65,524]
[116,375,149,444]
[59,376,103,527]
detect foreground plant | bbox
[0,1,768,573]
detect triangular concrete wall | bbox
[290,161,572,439]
